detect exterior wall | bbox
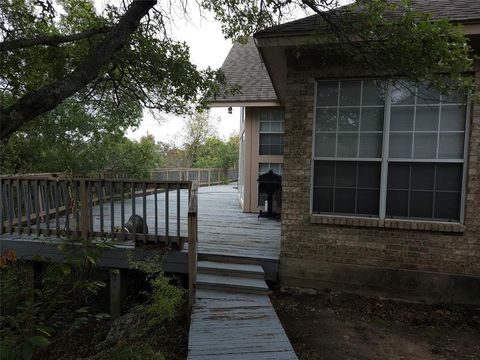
[280,56,480,303]
[240,107,284,213]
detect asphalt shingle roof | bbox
[211,38,278,103]
[255,0,480,38]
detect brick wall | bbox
[280,55,480,302]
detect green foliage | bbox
[0,114,163,177]
[0,242,111,359]
[196,133,239,171]
[129,252,186,326]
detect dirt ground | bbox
[271,290,480,360]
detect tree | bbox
[196,134,239,171]
[182,112,217,167]
[0,0,475,140]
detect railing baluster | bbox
[121,181,125,241]
[74,181,80,238]
[55,181,60,235]
[110,181,115,241]
[34,180,40,236]
[99,181,104,238]
[143,182,147,244]
[131,182,136,243]
[88,182,94,237]
[0,178,4,235]
[154,184,158,243]
[16,179,22,235]
[44,180,50,236]
[177,183,180,243]
[165,183,169,245]
[25,180,31,235]
[65,182,70,236]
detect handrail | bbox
[0,176,191,247]
[187,181,199,310]
[151,168,238,186]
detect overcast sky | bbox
[125,7,238,145]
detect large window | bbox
[312,80,468,222]
[259,108,284,155]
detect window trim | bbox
[310,79,471,224]
[258,108,285,156]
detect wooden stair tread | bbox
[197,273,269,293]
[197,260,264,276]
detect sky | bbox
[125,6,239,145]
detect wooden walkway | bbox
[188,185,296,359]
[189,289,298,360]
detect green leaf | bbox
[28,335,50,347]
[21,342,33,360]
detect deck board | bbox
[188,289,297,360]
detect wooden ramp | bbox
[188,260,297,360]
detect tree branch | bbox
[0,0,157,140]
[0,26,113,52]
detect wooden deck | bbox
[196,184,280,260]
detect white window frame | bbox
[258,108,285,156]
[310,79,470,223]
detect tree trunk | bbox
[0,0,157,140]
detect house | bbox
[210,0,480,304]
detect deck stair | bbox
[196,260,269,294]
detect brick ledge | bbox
[310,214,466,233]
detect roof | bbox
[255,0,480,38]
[210,38,278,104]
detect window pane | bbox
[413,133,437,159]
[270,121,282,132]
[411,164,435,190]
[259,145,269,155]
[338,108,360,131]
[410,191,434,218]
[334,189,356,213]
[362,80,385,106]
[314,161,334,186]
[270,145,282,155]
[359,133,382,158]
[271,109,284,121]
[313,188,334,213]
[260,122,269,132]
[438,133,464,159]
[337,133,358,157]
[317,81,339,106]
[339,80,361,106]
[434,192,460,220]
[315,133,336,157]
[361,108,384,131]
[436,164,462,191]
[386,190,409,217]
[389,133,412,158]
[357,189,379,215]
[390,106,414,131]
[440,105,466,131]
[270,134,283,145]
[417,85,441,104]
[316,108,337,131]
[358,163,381,188]
[415,106,439,131]
[391,83,415,105]
[387,163,410,190]
[335,162,356,187]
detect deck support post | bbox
[110,268,127,319]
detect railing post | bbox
[79,180,89,241]
[188,181,198,311]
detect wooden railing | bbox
[151,168,238,186]
[0,176,191,248]
[188,181,198,309]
